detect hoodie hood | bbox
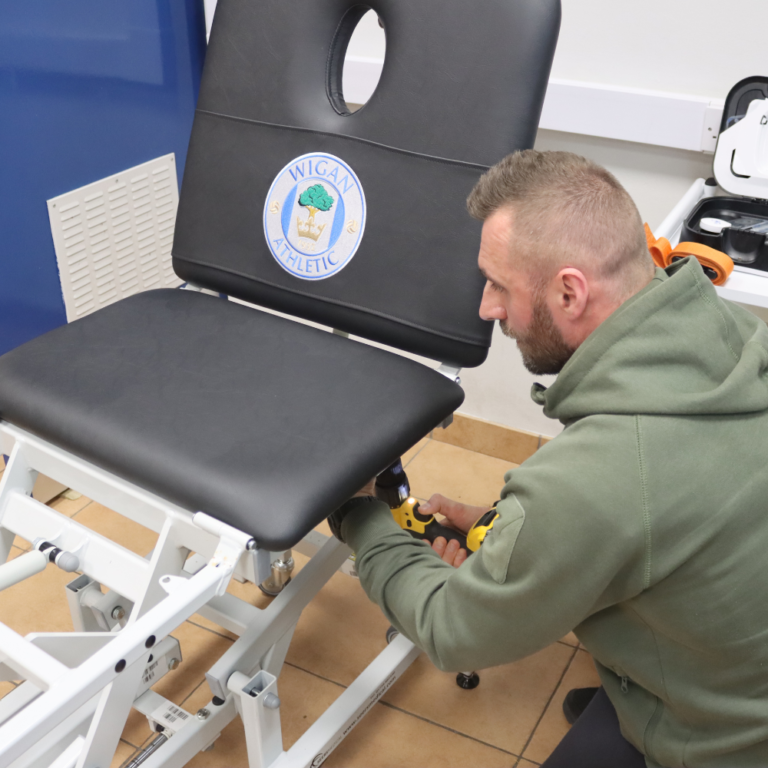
[532,258,768,423]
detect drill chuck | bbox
[375,459,411,508]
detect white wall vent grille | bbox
[47,154,182,322]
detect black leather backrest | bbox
[173,0,560,367]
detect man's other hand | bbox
[353,478,377,498]
[422,495,490,568]
[420,494,490,534]
[432,535,468,567]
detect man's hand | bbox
[421,495,490,568]
[328,478,379,543]
[353,478,377,498]
[420,494,490,534]
[432,535,468,567]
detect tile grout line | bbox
[285,660,524,760]
[120,736,140,750]
[69,498,95,520]
[180,677,208,708]
[283,660,347,690]
[403,436,432,469]
[377,700,522,759]
[186,616,238,642]
[516,645,579,764]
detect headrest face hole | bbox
[328,8,385,116]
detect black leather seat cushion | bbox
[0,290,463,550]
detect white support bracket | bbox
[228,670,283,768]
[205,536,350,701]
[271,634,420,768]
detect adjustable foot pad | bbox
[455,671,480,689]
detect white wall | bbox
[345,2,768,438]
[550,0,766,98]
[350,1,768,98]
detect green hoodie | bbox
[342,258,768,768]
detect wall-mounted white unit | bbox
[47,154,182,322]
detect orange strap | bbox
[644,223,733,286]
[645,223,672,269]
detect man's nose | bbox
[479,283,506,322]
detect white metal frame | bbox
[0,422,421,768]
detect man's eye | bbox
[489,281,504,293]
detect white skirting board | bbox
[47,154,182,323]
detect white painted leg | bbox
[205,536,350,701]
[129,518,190,622]
[229,670,283,768]
[74,653,150,768]
[271,634,421,768]
[48,736,84,768]
[0,444,37,566]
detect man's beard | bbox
[501,293,576,375]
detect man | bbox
[330,150,768,767]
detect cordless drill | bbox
[374,458,499,553]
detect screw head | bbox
[111,606,125,621]
[168,657,180,670]
[263,693,281,710]
[197,708,210,720]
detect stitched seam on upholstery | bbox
[635,415,652,590]
[325,7,360,116]
[174,253,489,347]
[196,109,491,171]
[691,265,739,361]
[325,12,346,115]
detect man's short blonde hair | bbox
[467,150,652,293]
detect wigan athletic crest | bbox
[263,153,367,280]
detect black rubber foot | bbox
[385,625,400,644]
[562,687,599,724]
[455,671,480,689]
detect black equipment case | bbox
[681,77,768,275]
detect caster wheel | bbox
[385,625,400,644]
[456,671,480,689]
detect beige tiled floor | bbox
[0,440,600,767]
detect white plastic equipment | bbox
[655,93,768,310]
[712,98,768,200]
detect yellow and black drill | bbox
[375,458,499,555]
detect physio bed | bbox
[0,1,560,765]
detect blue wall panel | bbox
[0,1,206,355]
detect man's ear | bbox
[552,267,589,320]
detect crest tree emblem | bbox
[297,184,335,242]
[299,184,335,223]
